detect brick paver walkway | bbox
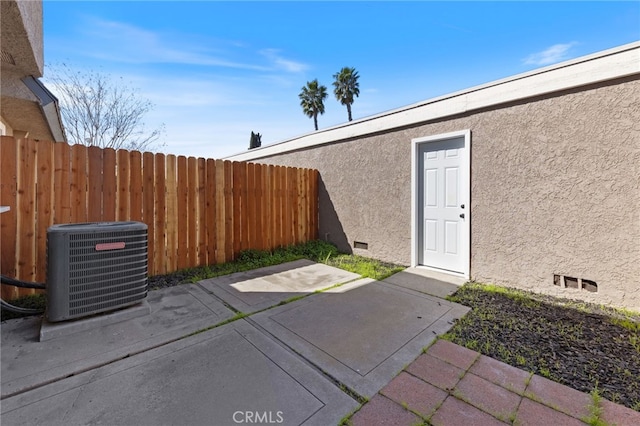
[349,339,640,426]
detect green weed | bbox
[583,387,608,426]
[539,367,551,378]
[465,340,479,351]
[611,317,640,332]
[186,312,249,337]
[321,253,404,280]
[147,240,403,288]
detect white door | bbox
[417,136,468,274]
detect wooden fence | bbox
[0,136,318,300]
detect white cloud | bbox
[80,18,269,70]
[259,49,309,73]
[75,18,310,77]
[523,42,579,66]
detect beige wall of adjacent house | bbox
[1,0,44,76]
[241,76,640,311]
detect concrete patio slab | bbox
[1,284,234,399]
[1,320,359,426]
[382,267,466,298]
[251,278,470,398]
[198,259,361,313]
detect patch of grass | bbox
[146,240,341,286]
[338,410,356,426]
[148,239,404,288]
[610,317,640,332]
[322,253,404,280]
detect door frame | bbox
[411,129,471,278]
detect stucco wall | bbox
[1,0,44,76]
[245,76,640,310]
[0,67,55,140]
[470,77,639,309]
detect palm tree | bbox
[332,67,360,122]
[299,79,328,131]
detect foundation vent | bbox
[553,275,597,293]
[353,241,368,250]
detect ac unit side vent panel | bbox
[47,221,148,322]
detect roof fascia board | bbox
[21,76,67,142]
[226,41,640,162]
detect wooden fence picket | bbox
[205,159,217,265]
[35,140,54,284]
[1,137,18,299]
[233,161,243,255]
[153,153,166,275]
[87,146,103,222]
[102,148,116,221]
[196,158,207,265]
[142,152,156,274]
[52,142,71,225]
[71,144,87,223]
[214,159,226,264]
[187,156,198,266]
[223,161,234,262]
[116,149,130,221]
[129,151,143,223]
[165,154,178,272]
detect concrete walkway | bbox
[1,262,638,425]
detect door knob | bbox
[459,213,465,219]
[460,204,465,209]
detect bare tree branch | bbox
[47,63,165,151]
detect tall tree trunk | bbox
[313,114,318,130]
[347,104,353,122]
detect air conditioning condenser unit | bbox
[46,221,148,322]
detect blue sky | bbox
[42,1,640,159]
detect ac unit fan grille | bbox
[70,289,146,316]
[69,274,147,300]
[66,230,147,316]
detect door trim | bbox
[411,129,471,278]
